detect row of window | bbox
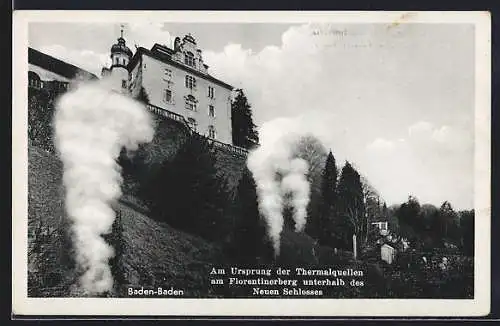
[28,76,69,92]
[29,78,43,89]
[163,68,215,99]
[186,118,217,139]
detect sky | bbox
[28,22,476,210]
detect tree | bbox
[314,150,338,246]
[231,89,259,149]
[419,204,440,248]
[28,87,56,151]
[336,161,365,252]
[396,196,422,247]
[386,204,401,234]
[361,177,382,245]
[232,168,273,265]
[293,135,328,240]
[438,201,460,245]
[105,211,125,293]
[135,86,150,106]
[143,133,230,242]
[460,209,474,256]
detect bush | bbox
[142,133,230,243]
[103,211,125,295]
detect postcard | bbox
[12,10,491,317]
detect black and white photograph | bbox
[12,11,491,317]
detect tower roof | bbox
[110,26,133,57]
[183,33,196,45]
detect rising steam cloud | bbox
[280,158,310,233]
[247,119,314,257]
[54,79,154,295]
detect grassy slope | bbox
[28,143,225,297]
[117,200,225,297]
[28,144,72,296]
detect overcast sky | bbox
[29,22,475,210]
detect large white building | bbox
[102,30,234,145]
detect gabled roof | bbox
[28,47,98,81]
[129,45,233,91]
[381,243,395,249]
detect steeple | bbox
[104,24,133,92]
[110,24,133,58]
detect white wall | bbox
[129,57,142,98]
[381,245,396,264]
[28,63,71,82]
[139,54,233,144]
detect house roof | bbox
[381,243,395,249]
[128,44,233,90]
[28,47,98,81]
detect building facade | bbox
[28,47,98,93]
[102,31,234,145]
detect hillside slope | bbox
[116,199,225,297]
[122,115,247,197]
[28,143,225,297]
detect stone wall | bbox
[122,112,248,199]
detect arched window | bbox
[184,51,195,67]
[208,125,216,139]
[187,117,197,131]
[28,71,41,89]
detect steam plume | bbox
[54,79,154,295]
[247,119,313,257]
[280,158,310,233]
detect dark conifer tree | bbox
[231,89,259,149]
[396,195,422,247]
[315,150,338,246]
[233,168,272,265]
[143,133,229,242]
[336,161,364,251]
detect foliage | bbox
[135,86,150,106]
[315,150,338,246]
[361,177,383,246]
[231,168,273,265]
[141,133,230,243]
[336,161,365,252]
[459,209,474,256]
[396,196,472,254]
[104,211,125,293]
[292,135,328,240]
[438,201,461,244]
[231,89,259,149]
[396,196,422,245]
[28,87,57,152]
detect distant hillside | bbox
[28,143,227,297]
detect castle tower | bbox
[102,25,133,93]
